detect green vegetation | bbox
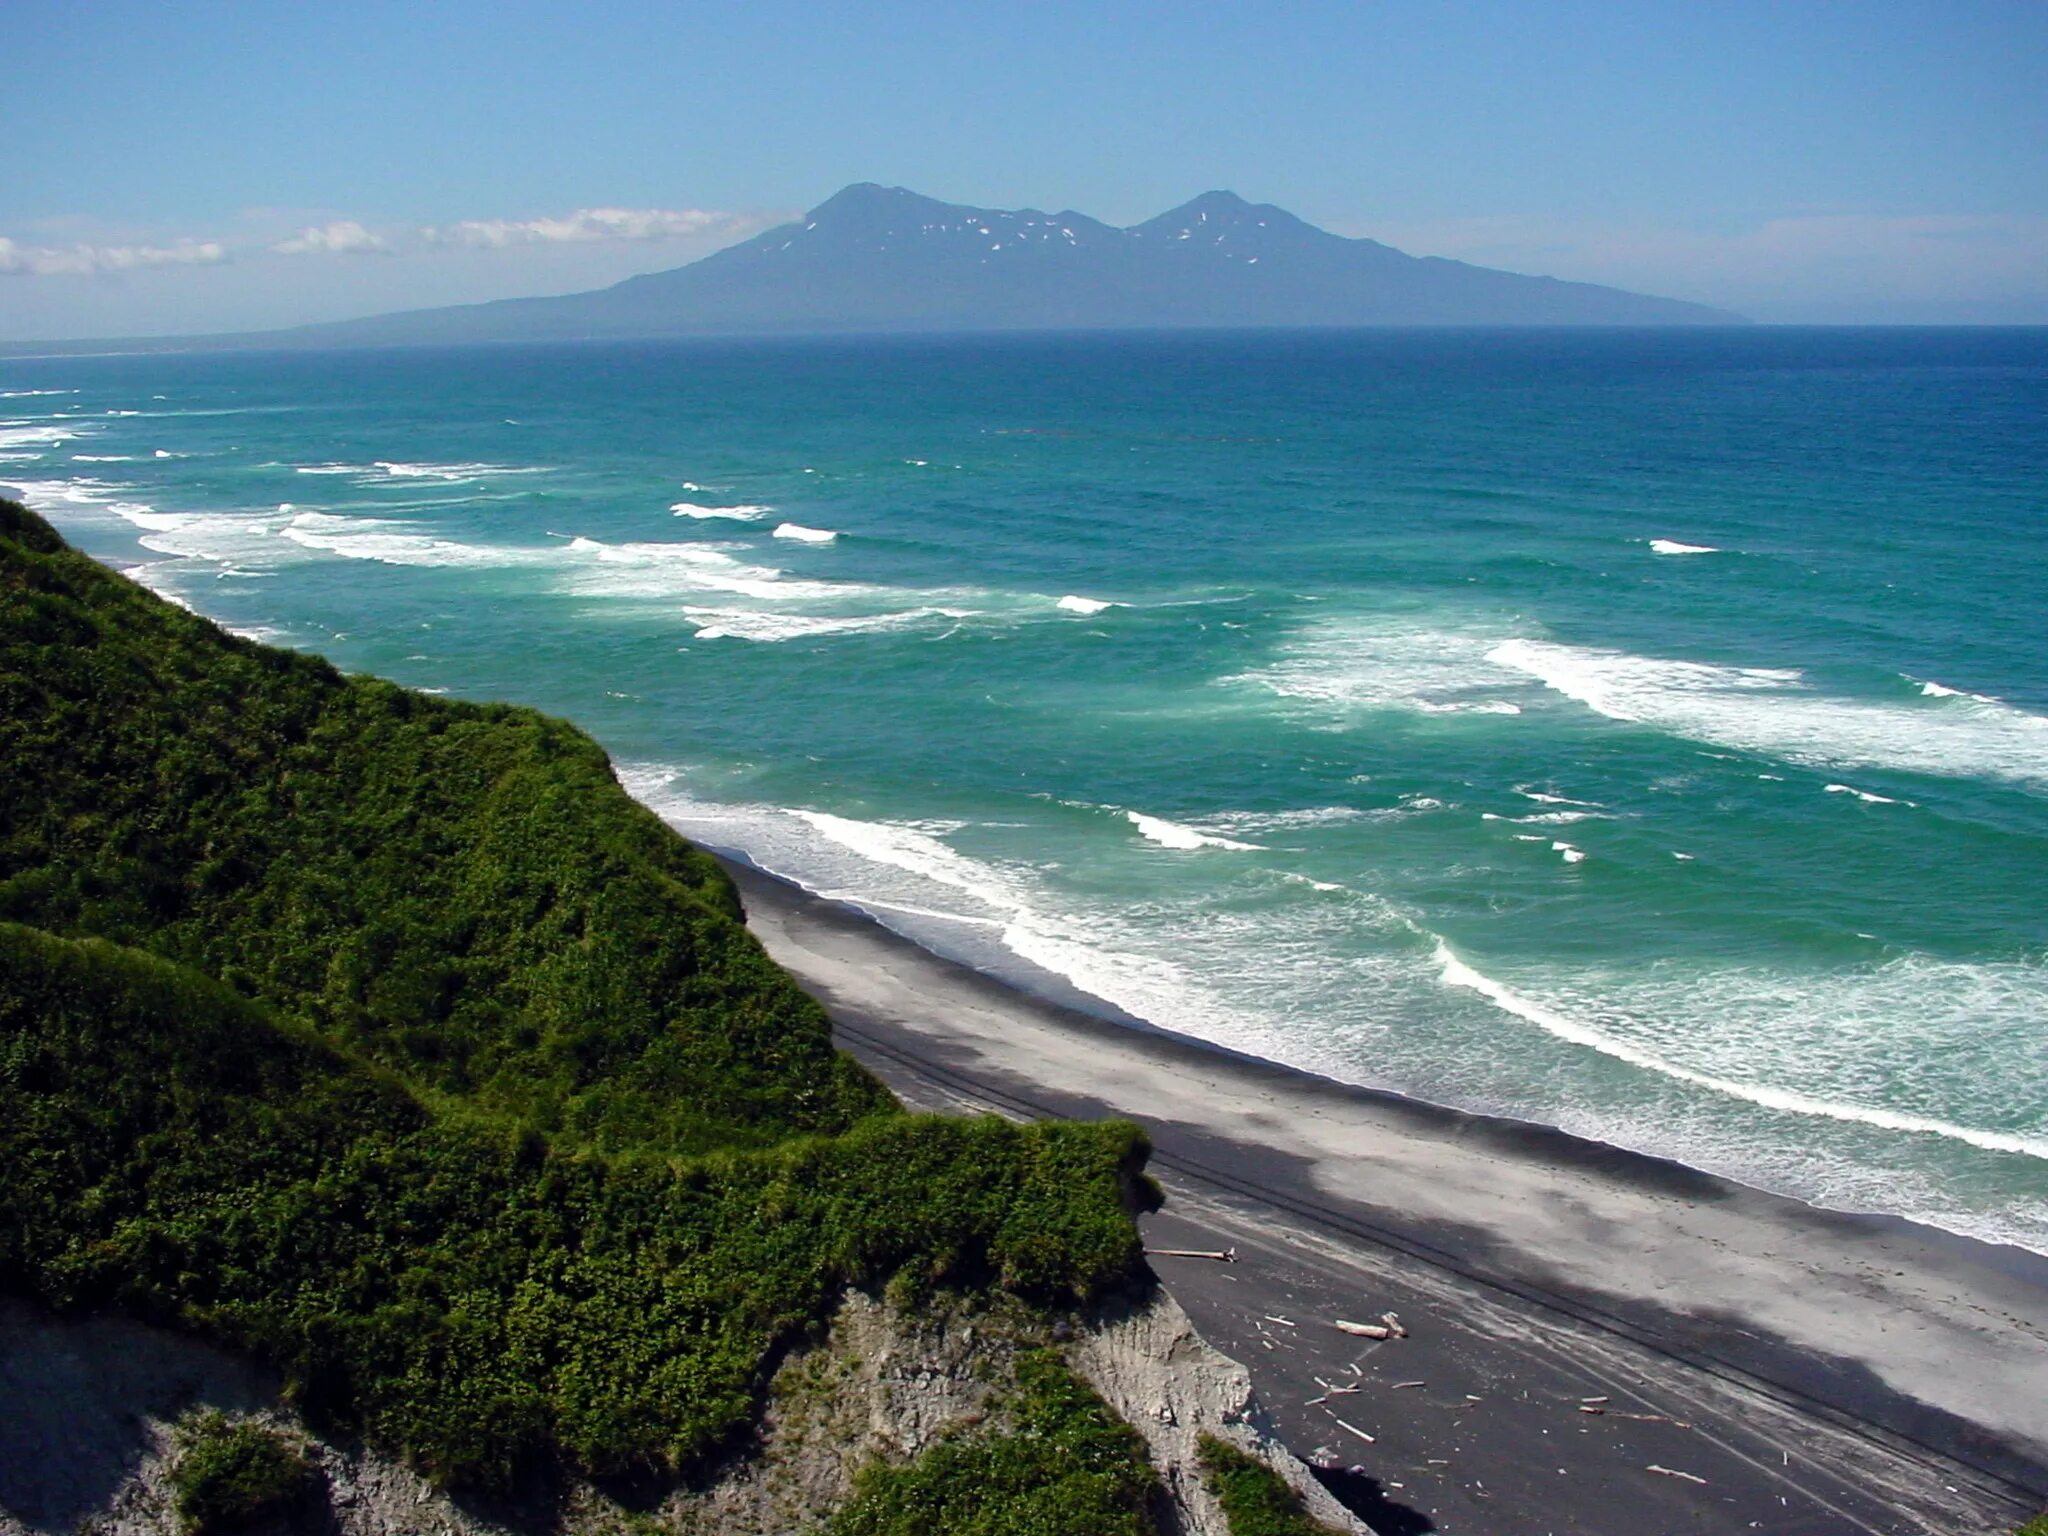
[1196,1436,1345,1536]
[0,495,879,1154]
[823,1350,1160,1536]
[169,1414,313,1534]
[2013,1516,2048,1536]
[0,499,1151,1488]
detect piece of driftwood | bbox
[1328,1415,1377,1443]
[1143,1246,1237,1263]
[1335,1320,1393,1339]
[1391,1380,1426,1389]
[1646,1465,1707,1485]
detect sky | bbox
[3,0,2045,338]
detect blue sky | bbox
[4,0,2045,336]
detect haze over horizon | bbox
[5,0,2046,339]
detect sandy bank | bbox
[717,853,2048,1535]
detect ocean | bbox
[6,326,2045,1252]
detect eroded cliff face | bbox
[0,1286,1356,1536]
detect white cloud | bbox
[0,235,230,277]
[270,220,391,256]
[423,206,748,248]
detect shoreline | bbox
[709,846,2048,1533]
[707,843,2048,1279]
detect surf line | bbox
[1435,942,2048,1161]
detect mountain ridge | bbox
[286,182,1739,342]
[3,184,1741,353]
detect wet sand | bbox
[719,854,2048,1536]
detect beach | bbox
[718,854,2048,1536]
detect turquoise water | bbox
[7,328,2046,1251]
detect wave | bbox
[552,534,870,605]
[1123,811,1262,851]
[1518,788,1599,807]
[1824,783,1915,807]
[281,510,550,568]
[1057,594,1116,615]
[0,389,76,398]
[1226,615,1530,719]
[295,460,545,484]
[71,454,135,463]
[1648,538,1719,556]
[1201,806,1378,833]
[1434,941,2048,1162]
[1488,637,2048,791]
[773,522,838,543]
[617,776,1264,1052]
[672,501,772,520]
[1913,677,2004,705]
[0,424,83,450]
[685,607,954,643]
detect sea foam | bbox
[1487,637,2048,791]
[1434,941,2048,1160]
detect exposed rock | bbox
[1,1286,1358,1535]
[1070,1289,1361,1535]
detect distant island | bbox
[9,185,1742,355]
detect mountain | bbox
[271,184,1739,347]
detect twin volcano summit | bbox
[292,183,1739,346]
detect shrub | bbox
[824,1350,1160,1535]
[169,1414,313,1534]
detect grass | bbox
[1196,1435,1347,1536]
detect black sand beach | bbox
[717,854,2048,1536]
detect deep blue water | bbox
[6,327,2045,1249]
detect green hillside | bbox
[0,498,1149,1486]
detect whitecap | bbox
[1824,783,1915,807]
[1551,841,1587,863]
[1123,811,1263,852]
[1517,788,1599,807]
[773,522,838,543]
[1057,594,1115,615]
[685,607,949,643]
[1648,538,1719,556]
[1914,677,2005,705]
[672,501,772,520]
[1487,637,2048,791]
